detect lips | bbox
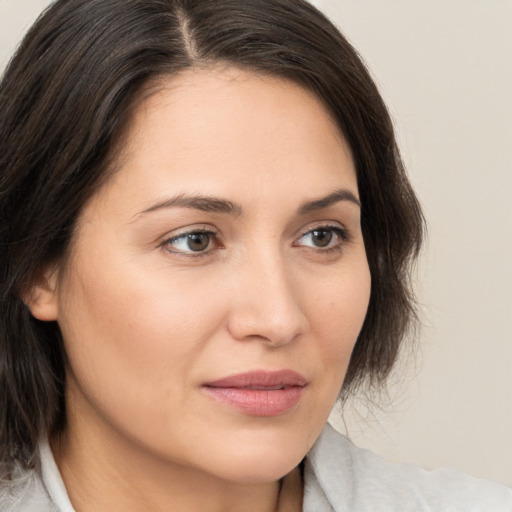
[202,370,307,417]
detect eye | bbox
[163,229,219,255]
[295,225,350,251]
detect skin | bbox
[28,66,371,512]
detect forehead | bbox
[93,66,357,216]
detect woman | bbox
[0,0,510,510]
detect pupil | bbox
[312,229,332,247]
[187,233,210,251]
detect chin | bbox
[209,451,303,484]
[189,427,315,484]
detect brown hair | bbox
[0,0,424,468]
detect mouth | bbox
[202,370,307,417]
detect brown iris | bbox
[311,229,333,247]
[186,232,211,251]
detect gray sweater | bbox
[2,423,511,511]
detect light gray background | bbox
[1,0,511,484]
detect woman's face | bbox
[44,67,371,482]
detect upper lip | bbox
[203,370,308,389]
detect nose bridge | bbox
[227,243,307,345]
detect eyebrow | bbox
[298,188,360,214]
[139,194,243,216]
[137,188,360,218]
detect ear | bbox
[23,266,59,322]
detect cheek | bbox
[312,256,370,333]
[60,250,221,348]
[55,255,227,426]
[298,254,371,396]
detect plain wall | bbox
[314,0,512,484]
[1,0,511,484]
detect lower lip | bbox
[202,386,304,416]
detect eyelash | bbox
[294,224,351,253]
[161,224,351,257]
[161,228,221,257]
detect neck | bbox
[51,416,302,512]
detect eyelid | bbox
[294,222,352,250]
[158,221,352,257]
[160,224,223,256]
[297,221,350,238]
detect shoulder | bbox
[303,423,512,512]
[0,462,56,512]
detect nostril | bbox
[226,305,306,347]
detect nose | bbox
[226,250,308,347]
